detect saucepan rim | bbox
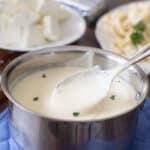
[1,46,149,123]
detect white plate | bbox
[95,2,150,74]
[0,6,86,52]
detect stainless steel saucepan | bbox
[1,46,149,150]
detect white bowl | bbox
[95,1,150,74]
[0,6,86,52]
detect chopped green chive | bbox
[110,95,116,100]
[130,32,144,45]
[130,20,146,45]
[42,74,46,78]
[133,20,146,32]
[73,112,80,117]
[33,97,39,101]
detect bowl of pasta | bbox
[95,1,150,74]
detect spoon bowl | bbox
[51,45,150,113]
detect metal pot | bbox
[1,46,149,150]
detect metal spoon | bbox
[51,45,150,112]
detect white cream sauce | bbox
[11,66,138,120]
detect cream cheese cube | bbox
[20,26,47,48]
[43,15,60,41]
[11,0,36,10]
[12,7,40,27]
[11,0,18,4]
[0,0,15,14]
[0,14,22,46]
[36,0,69,22]
[0,15,10,44]
[36,0,45,12]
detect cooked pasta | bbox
[100,2,150,61]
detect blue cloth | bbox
[0,98,150,150]
[131,97,150,150]
[0,109,20,150]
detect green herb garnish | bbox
[130,32,144,45]
[33,97,39,101]
[73,112,80,117]
[42,74,46,78]
[130,20,146,45]
[133,20,146,32]
[110,95,116,100]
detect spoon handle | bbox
[128,44,150,65]
[114,44,150,76]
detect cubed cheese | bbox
[12,7,40,27]
[58,5,69,22]
[20,26,47,48]
[11,0,18,4]
[0,15,10,44]
[0,0,15,14]
[36,0,68,22]
[36,0,45,12]
[0,14,22,46]
[0,0,65,47]
[12,0,36,10]
[43,15,60,41]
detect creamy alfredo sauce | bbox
[11,66,138,120]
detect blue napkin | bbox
[0,109,20,150]
[0,97,150,150]
[131,97,150,150]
